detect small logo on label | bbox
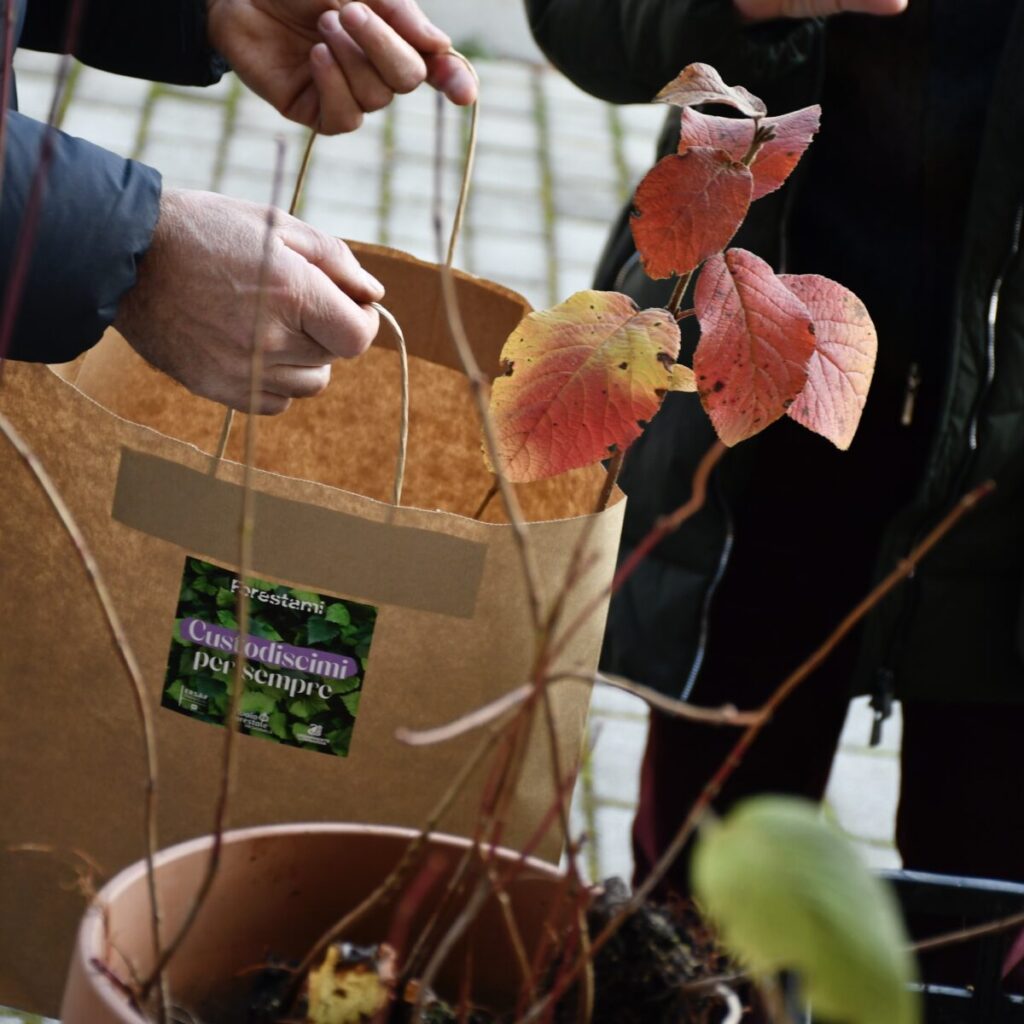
[308,723,324,738]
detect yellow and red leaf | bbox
[489,291,684,482]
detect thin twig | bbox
[913,908,1024,955]
[0,0,17,202]
[0,411,168,1023]
[282,716,512,1013]
[549,440,726,667]
[594,449,624,514]
[140,142,289,999]
[431,81,544,629]
[290,120,320,217]
[472,478,499,520]
[517,479,996,1022]
[667,270,694,318]
[210,119,317,464]
[0,1,85,366]
[396,670,758,749]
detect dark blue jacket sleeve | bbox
[1,111,162,363]
[20,0,226,86]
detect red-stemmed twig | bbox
[0,0,85,365]
[0,410,169,1023]
[138,140,289,1002]
[516,479,997,1022]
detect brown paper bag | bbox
[0,242,625,1015]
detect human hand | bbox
[206,0,477,134]
[734,0,906,20]
[115,189,383,414]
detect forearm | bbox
[19,0,226,86]
[525,0,819,104]
[2,111,162,363]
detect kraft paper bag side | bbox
[0,244,625,1015]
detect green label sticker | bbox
[162,557,377,757]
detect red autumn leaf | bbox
[488,291,685,482]
[780,275,878,450]
[678,105,821,200]
[655,62,767,118]
[631,149,753,280]
[694,249,816,446]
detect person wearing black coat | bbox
[527,0,1024,910]
[2,0,476,412]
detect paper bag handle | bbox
[210,51,481,511]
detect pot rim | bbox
[74,822,565,1016]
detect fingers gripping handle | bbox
[211,52,480,514]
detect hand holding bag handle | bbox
[210,51,482,512]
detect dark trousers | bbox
[633,697,1024,892]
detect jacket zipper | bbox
[680,478,734,701]
[969,203,1023,452]
[678,27,828,701]
[869,202,1024,744]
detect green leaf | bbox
[250,618,284,641]
[291,588,323,604]
[692,797,919,1024]
[166,680,184,704]
[328,723,354,756]
[193,677,227,699]
[306,616,341,645]
[172,619,193,647]
[269,710,289,739]
[288,698,314,720]
[341,689,361,717]
[216,587,236,608]
[325,602,352,628]
[241,692,278,716]
[217,609,239,630]
[189,559,211,575]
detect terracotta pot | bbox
[61,823,566,1023]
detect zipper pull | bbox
[869,669,895,747]
[901,363,922,427]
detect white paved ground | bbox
[11,8,900,899]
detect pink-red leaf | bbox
[655,63,767,118]
[678,105,821,200]
[489,291,682,482]
[780,275,877,450]
[694,249,816,446]
[631,149,753,280]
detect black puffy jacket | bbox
[528,0,1024,710]
[1,0,226,363]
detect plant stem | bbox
[431,85,544,631]
[548,440,726,668]
[517,479,996,1023]
[741,121,775,168]
[282,716,513,1012]
[913,907,1024,955]
[140,143,288,1001]
[0,412,168,1024]
[595,449,623,514]
[472,478,499,520]
[0,0,83,365]
[667,271,693,318]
